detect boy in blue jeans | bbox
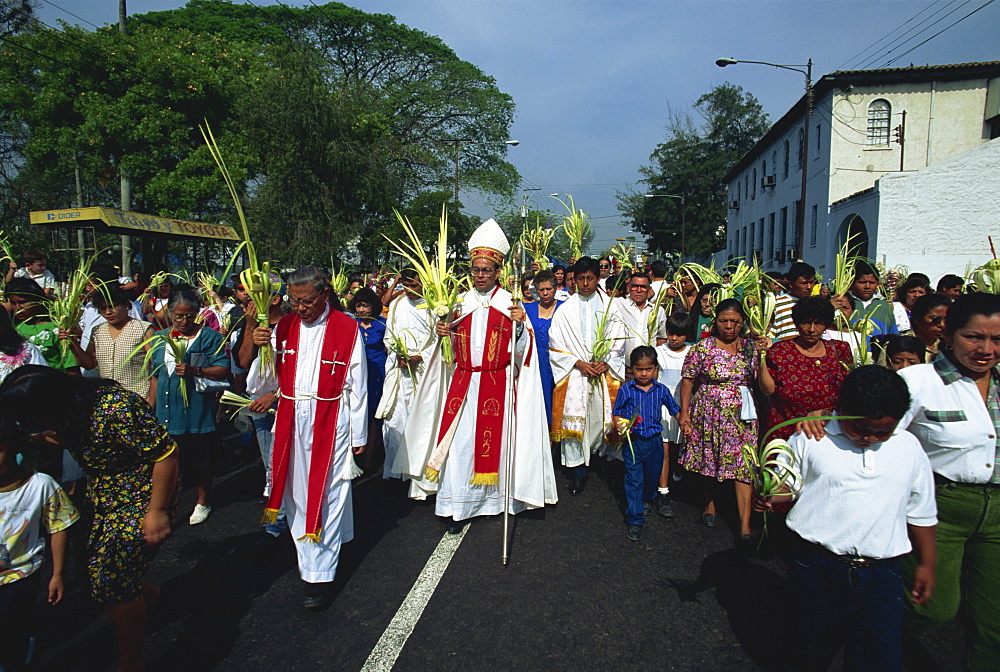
[612,346,680,542]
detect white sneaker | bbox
[189,504,212,525]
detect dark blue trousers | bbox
[784,541,905,672]
[622,434,664,525]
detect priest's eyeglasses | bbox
[470,267,496,276]
[288,294,323,307]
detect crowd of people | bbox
[2,233,999,671]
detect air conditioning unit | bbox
[761,175,776,188]
[788,249,799,262]
[775,250,785,264]
[728,200,740,210]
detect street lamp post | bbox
[644,192,685,261]
[716,57,812,262]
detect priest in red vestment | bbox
[248,266,367,609]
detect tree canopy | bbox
[618,83,769,261]
[0,0,518,270]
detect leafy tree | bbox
[618,83,769,260]
[135,0,519,200]
[0,1,517,271]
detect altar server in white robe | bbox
[395,219,557,532]
[548,256,626,496]
[375,269,435,480]
[248,266,367,610]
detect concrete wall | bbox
[872,136,1000,283]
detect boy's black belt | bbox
[794,534,898,568]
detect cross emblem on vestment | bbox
[276,340,296,364]
[321,351,348,376]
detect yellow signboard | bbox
[30,207,241,242]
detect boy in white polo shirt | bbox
[760,365,937,672]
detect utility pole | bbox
[75,166,85,263]
[118,0,132,277]
[895,110,906,172]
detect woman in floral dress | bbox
[0,365,179,672]
[758,297,852,440]
[677,299,763,541]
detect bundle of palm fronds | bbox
[45,253,104,359]
[676,262,722,289]
[0,230,14,292]
[969,258,1000,294]
[551,194,591,259]
[383,205,466,365]
[329,260,350,297]
[126,329,190,406]
[520,215,556,265]
[219,390,275,418]
[146,271,177,295]
[609,243,635,271]
[832,237,862,297]
[742,265,776,341]
[200,123,275,373]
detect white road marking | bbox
[360,527,468,672]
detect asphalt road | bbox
[36,449,964,671]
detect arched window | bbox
[867,99,891,146]
[782,140,789,179]
[761,160,767,183]
[745,174,750,201]
[752,168,757,199]
[736,180,741,202]
[797,128,805,165]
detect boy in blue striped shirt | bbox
[612,346,681,541]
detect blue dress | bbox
[524,300,564,426]
[357,317,387,420]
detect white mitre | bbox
[468,218,509,265]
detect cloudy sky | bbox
[37,0,1000,254]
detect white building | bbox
[830,136,1000,282]
[721,61,1000,282]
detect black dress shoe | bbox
[447,519,466,534]
[302,581,334,610]
[626,524,642,542]
[569,477,587,496]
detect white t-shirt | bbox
[13,267,56,292]
[0,472,79,585]
[783,419,937,559]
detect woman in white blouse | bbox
[897,292,1000,670]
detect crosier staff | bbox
[502,245,523,566]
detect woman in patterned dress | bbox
[0,365,179,672]
[758,297,853,440]
[677,299,764,541]
[61,286,156,402]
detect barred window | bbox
[867,99,891,146]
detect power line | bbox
[856,0,976,70]
[883,0,998,67]
[38,0,104,30]
[835,0,949,71]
